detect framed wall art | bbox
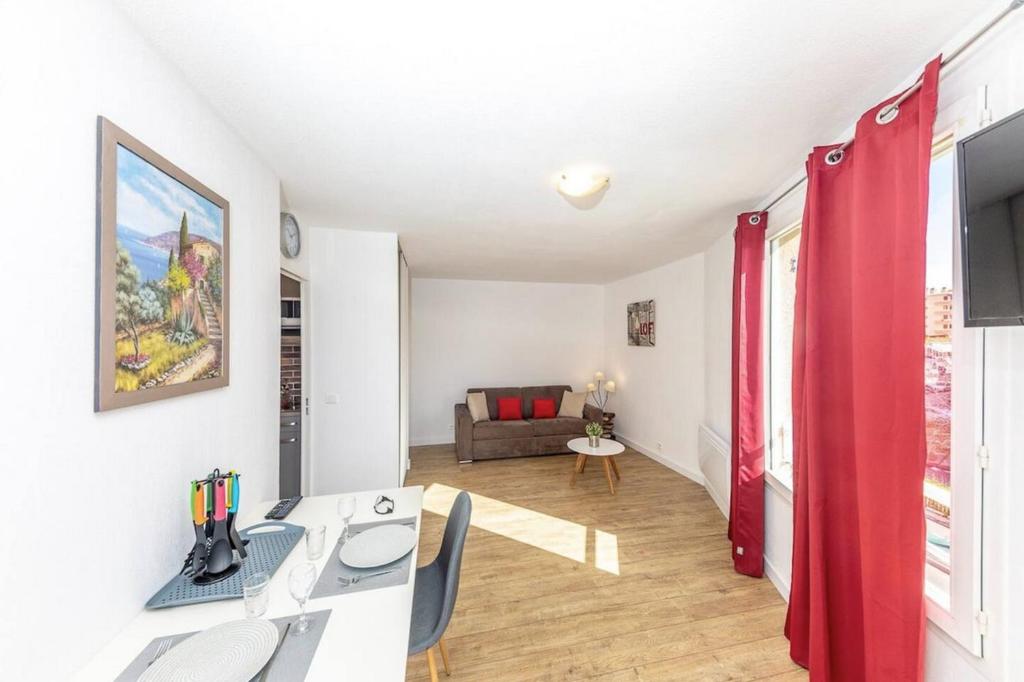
[627,299,655,347]
[95,117,229,411]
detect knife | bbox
[213,478,227,521]
[227,471,247,557]
[259,621,291,682]
[190,482,207,574]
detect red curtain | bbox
[785,57,940,681]
[729,211,766,578]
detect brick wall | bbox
[281,334,301,409]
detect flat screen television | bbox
[957,106,1024,327]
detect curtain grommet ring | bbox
[876,104,899,125]
[825,149,844,166]
[748,214,761,225]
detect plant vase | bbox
[589,434,600,448]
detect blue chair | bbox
[409,491,472,682]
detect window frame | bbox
[925,131,985,655]
[764,219,802,494]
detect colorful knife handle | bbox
[231,473,240,511]
[191,482,206,525]
[213,479,227,521]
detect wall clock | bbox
[280,212,301,258]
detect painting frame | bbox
[95,116,230,411]
[627,299,655,347]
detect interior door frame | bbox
[281,266,311,496]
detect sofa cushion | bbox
[532,397,557,419]
[468,387,521,421]
[497,396,523,420]
[474,419,534,441]
[557,391,587,418]
[466,392,489,423]
[528,416,586,437]
[521,385,572,418]
[472,437,538,459]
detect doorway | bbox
[280,271,305,498]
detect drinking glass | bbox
[242,571,270,618]
[337,496,356,542]
[305,525,326,560]
[288,562,318,635]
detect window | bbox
[924,144,954,607]
[762,134,983,651]
[923,134,984,655]
[766,223,801,487]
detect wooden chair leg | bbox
[426,646,439,682]
[438,636,452,676]
[609,455,621,480]
[602,457,616,495]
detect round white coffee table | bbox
[567,437,625,495]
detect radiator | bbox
[698,424,730,517]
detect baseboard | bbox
[764,555,791,602]
[616,434,705,486]
[410,436,454,447]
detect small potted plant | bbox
[585,421,603,448]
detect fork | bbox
[337,568,399,586]
[147,638,172,667]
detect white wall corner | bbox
[617,434,705,486]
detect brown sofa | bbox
[455,385,603,463]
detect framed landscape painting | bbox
[627,299,655,346]
[95,117,229,411]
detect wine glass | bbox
[288,562,317,635]
[337,496,356,542]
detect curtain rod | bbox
[751,0,1023,220]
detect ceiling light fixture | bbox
[557,171,610,198]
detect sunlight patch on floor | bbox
[594,529,620,575]
[423,482,619,573]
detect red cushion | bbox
[496,396,523,421]
[532,398,556,419]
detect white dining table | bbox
[74,485,424,682]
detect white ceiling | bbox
[116,0,994,283]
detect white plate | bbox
[339,524,417,568]
[139,619,279,682]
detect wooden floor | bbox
[404,444,807,681]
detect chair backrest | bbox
[431,491,472,640]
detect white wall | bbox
[308,228,400,493]
[603,254,706,482]
[703,234,734,439]
[0,2,281,679]
[399,252,411,478]
[409,278,604,445]
[698,8,1024,680]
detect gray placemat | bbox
[114,609,331,682]
[146,522,305,609]
[310,517,417,599]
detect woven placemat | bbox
[114,609,331,681]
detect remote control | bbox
[265,495,303,520]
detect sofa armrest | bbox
[455,403,474,462]
[583,403,603,424]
